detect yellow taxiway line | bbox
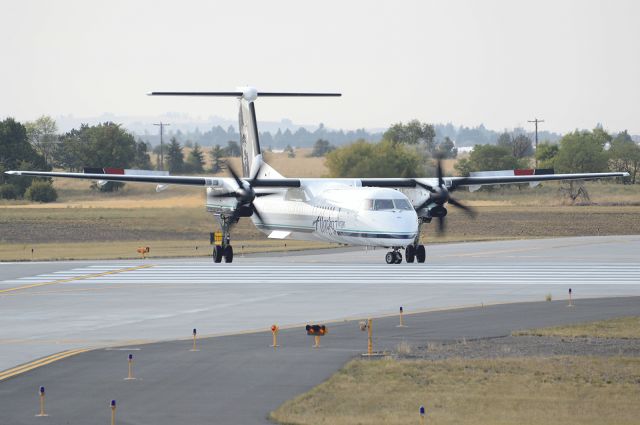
[0,264,153,294]
[0,348,90,382]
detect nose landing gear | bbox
[212,214,235,263]
[385,250,403,264]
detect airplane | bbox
[6,87,629,264]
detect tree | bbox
[435,137,458,159]
[497,131,533,158]
[309,139,335,157]
[185,143,205,173]
[554,129,609,174]
[55,122,136,171]
[326,139,424,178]
[209,144,225,173]
[0,118,48,196]
[25,116,57,166]
[166,137,184,173]
[609,130,640,184]
[454,144,526,177]
[384,120,436,152]
[225,140,241,157]
[285,144,296,158]
[536,142,559,169]
[133,139,152,169]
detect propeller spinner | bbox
[209,162,277,227]
[414,157,476,233]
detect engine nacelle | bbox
[429,205,448,218]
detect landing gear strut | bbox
[212,213,236,263]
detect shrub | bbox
[0,184,19,199]
[25,180,58,202]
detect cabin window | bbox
[373,199,395,210]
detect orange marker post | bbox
[568,288,574,307]
[36,386,48,417]
[270,324,280,348]
[190,328,199,351]
[397,306,407,327]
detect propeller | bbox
[414,156,476,233]
[209,161,278,227]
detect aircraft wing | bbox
[4,170,301,188]
[361,172,629,190]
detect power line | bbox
[153,122,170,171]
[528,118,544,168]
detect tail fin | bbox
[148,87,341,178]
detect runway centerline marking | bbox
[0,264,153,294]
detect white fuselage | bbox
[207,181,420,248]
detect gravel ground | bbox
[399,335,640,360]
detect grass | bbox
[1,155,639,261]
[514,316,640,339]
[271,316,640,425]
[1,204,639,261]
[270,356,640,425]
[0,239,335,261]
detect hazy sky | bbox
[2,0,639,134]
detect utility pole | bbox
[153,122,170,171]
[528,118,544,168]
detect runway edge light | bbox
[36,386,48,417]
[111,400,116,425]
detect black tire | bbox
[213,245,223,263]
[224,245,233,263]
[394,252,403,264]
[385,252,395,264]
[416,244,426,263]
[405,245,415,263]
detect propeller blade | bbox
[437,216,445,233]
[436,158,444,187]
[415,181,436,193]
[251,204,264,223]
[448,197,477,217]
[225,161,244,188]
[415,199,431,211]
[250,161,266,182]
[255,191,278,197]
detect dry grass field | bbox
[1,153,638,260]
[271,317,640,425]
[514,316,640,339]
[271,357,640,425]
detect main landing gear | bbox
[385,245,426,264]
[212,214,235,263]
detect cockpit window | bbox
[363,198,413,211]
[373,199,395,210]
[393,199,413,210]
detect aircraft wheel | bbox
[405,245,415,263]
[416,244,426,263]
[224,245,234,263]
[385,252,395,264]
[394,252,403,264]
[213,245,223,263]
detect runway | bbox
[0,235,639,373]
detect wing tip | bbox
[4,171,20,175]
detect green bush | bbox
[25,180,58,202]
[0,184,19,199]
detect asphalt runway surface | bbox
[0,297,639,425]
[0,235,639,423]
